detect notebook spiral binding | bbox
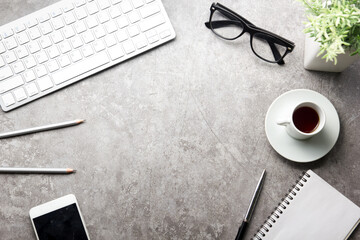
[252,171,311,240]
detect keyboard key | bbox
[4,51,17,64]
[121,0,133,13]
[105,35,117,47]
[25,82,39,96]
[160,29,170,39]
[122,40,135,54]
[14,24,26,33]
[0,56,4,67]
[13,61,25,73]
[132,0,144,8]
[86,16,98,28]
[25,19,38,28]
[139,13,164,32]
[59,41,72,53]
[28,26,41,40]
[1,28,13,38]
[62,2,74,12]
[81,45,94,57]
[69,50,82,62]
[74,21,87,34]
[40,22,53,35]
[87,2,99,15]
[93,40,105,52]
[24,56,37,68]
[145,28,157,38]
[129,11,140,23]
[52,17,64,30]
[105,21,117,33]
[128,25,140,37]
[4,36,17,50]
[109,6,122,19]
[117,16,129,28]
[28,41,41,53]
[98,0,111,10]
[75,7,87,20]
[116,29,128,42]
[133,35,147,49]
[108,44,124,60]
[15,46,29,59]
[0,66,13,81]
[13,87,27,101]
[140,3,160,18]
[63,12,76,24]
[24,70,36,82]
[35,51,48,63]
[2,93,15,106]
[59,55,72,66]
[50,31,63,43]
[50,8,63,18]
[0,42,6,53]
[97,12,110,23]
[37,76,53,91]
[70,36,83,48]
[81,32,94,45]
[39,36,52,48]
[94,26,106,38]
[35,65,48,77]
[47,60,59,72]
[75,0,86,7]
[48,46,60,58]
[38,13,50,23]
[0,75,23,93]
[52,51,109,85]
[16,32,30,45]
[63,26,76,38]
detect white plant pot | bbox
[304,36,360,72]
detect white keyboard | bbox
[0,0,175,111]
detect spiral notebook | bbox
[253,170,360,240]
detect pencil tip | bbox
[76,119,85,124]
[67,168,76,173]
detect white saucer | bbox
[265,89,340,163]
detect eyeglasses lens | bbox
[210,9,244,39]
[252,33,288,62]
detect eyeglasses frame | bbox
[205,2,295,65]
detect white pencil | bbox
[0,119,85,139]
[0,168,76,174]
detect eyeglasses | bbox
[205,3,295,65]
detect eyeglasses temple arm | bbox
[268,41,285,65]
[215,3,256,27]
[254,33,285,65]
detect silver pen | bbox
[235,169,266,240]
[0,119,85,139]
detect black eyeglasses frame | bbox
[205,2,295,65]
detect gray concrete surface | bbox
[0,0,360,239]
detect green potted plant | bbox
[299,0,360,72]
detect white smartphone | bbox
[29,194,90,240]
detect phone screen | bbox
[33,203,89,240]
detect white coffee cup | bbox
[277,102,326,140]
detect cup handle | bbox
[277,119,290,126]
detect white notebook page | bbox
[257,170,360,240]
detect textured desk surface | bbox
[0,0,359,239]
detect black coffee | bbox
[293,106,319,133]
